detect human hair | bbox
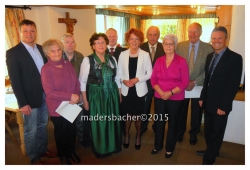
[146,26,160,36]
[42,39,64,57]
[188,22,202,33]
[211,26,228,39]
[89,33,109,49]
[162,33,178,49]
[124,28,144,44]
[61,33,74,43]
[106,28,117,34]
[19,19,36,30]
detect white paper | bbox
[5,93,19,109]
[185,86,203,98]
[56,101,82,123]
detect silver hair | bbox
[162,33,178,49]
[61,33,74,43]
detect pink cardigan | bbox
[150,54,189,100]
[41,59,80,117]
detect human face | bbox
[20,24,37,47]
[63,36,75,54]
[106,30,118,47]
[211,31,227,53]
[47,44,62,62]
[147,27,160,46]
[92,37,107,54]
[128,33,140,50]
[162,38,175,55]
[188,24,202,44]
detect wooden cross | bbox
[58,12,77,35]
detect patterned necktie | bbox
[110,48,114,56]
[151,46,155,61]
[188,44,195,75]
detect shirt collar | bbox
[21,41,37,50]
[107,45,117,50]
[148,42,158,49]
[62,51,76,61]
[189,40,200,48]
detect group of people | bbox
[6,19,242,165]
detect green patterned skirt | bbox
[87,81,122,156]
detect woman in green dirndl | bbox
[79,33,122,158]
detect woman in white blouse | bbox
[117,28,152,150]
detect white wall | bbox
[228,5,245,84]
[24,6,96,57]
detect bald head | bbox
[106,28,118,47]
[146,26,160,46]
[188,22,202,44]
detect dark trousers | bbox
[154,98,182,152]
[76,105,84,142]
[141,82,154,133]
[178,98,203,137]
[81,108,91,147]
[203,110,228,164]
[50,116,76,157]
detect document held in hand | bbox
[56,101,82,123]
[185,86,203,98]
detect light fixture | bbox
[152,6,160,15]
[136,6,142,11]
[191,5,206,14]
[215,16,220,23]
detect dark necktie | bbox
[110,48,114,56]
[207,53,219,82]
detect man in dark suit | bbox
[6,19,56,165]
[175,22,213,145]
[140,26,165,135]
[105,28,126,135]
[105,28,126,62]
[197,26,242,165]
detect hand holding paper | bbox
[56,101,82,123]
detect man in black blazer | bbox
[105,28,127,135]
[105,28,126,62]
[197,26,242,165]
[6,19,56,165]
[140,26,165,135]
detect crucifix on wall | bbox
[58,12,77,35]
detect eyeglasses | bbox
[163,43,175,47]
[94,42,106,45]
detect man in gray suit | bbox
[140,26,165,135]
[175,22,213,145]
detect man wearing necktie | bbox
[105,28,126,135]
[197,26,242,165]
[175,22,213,145]
[105,28,126,62]
[140,26,165,135]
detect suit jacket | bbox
[175,40,213,85]
[106,46,127,62]
[117,48,152,97]
[200,48,242,114]
[6,42,48,108]
[140,41,165,66]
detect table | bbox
[5,93,26,156]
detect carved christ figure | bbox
[58,12,77,35]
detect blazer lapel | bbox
[212,48,229,74]
[194,42,205,68]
